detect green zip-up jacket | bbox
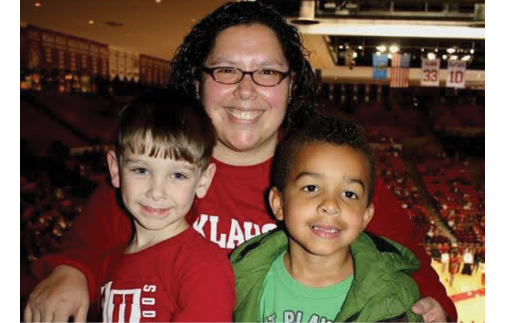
[230,229,423,322]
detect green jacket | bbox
[230,229,423,322]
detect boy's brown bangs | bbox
[119,130,201,167]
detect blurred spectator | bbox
[448,251,461,287]
[473,247,483,274]
[440,250,449,274]
[461,248,474,276]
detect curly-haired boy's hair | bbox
[115,89,216,171]
[169,1,317,129]
[271,114,376,206]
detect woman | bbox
[24,2,455,322]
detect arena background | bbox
[17,0,491,322]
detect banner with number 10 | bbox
[446,60,467,89]
[421,58,440,87]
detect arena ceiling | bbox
[20,0,485,64]
[20,0,229,60]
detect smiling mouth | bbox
[309,225,343,239]
[141,205,170,216]
[310,225,341,234]
[226,108,264,121]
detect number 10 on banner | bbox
[446,60,467,89]
[421,58,440,87]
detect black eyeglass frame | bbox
[200,66,291,87]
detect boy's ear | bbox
[107,150,121,188]
[269,187,284,221]
[362,203,375,230]
[195,163,216,199]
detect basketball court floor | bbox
[431,261,485,322]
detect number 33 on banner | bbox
[446,60,467,89]
[421,58,440,87]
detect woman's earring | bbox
[287,96,292,103]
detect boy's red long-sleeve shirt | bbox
[31,157,457,321]
[99,227,235,322]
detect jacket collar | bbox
[231,229,420,322]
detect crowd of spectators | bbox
[415,154,485,245]
[372,144,450,246]
[429,103,485,130]
[20,143,109,263]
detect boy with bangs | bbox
[99,91,235,322]
[231,115,422,322]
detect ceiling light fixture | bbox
[35,1,42,7]
[291,21,484,39]
[447,48,456,54]
[377,45,387,52]
[427,53,436,60]
[389,45,399,53]
[290,0,320,25]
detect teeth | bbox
[145,206,164,211]
[226,109,263,121]
[311,226,339,233]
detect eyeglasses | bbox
[200,66,290,87]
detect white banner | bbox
[125,52,133,81]
[132,54,140,83]
[446,60,467,89]
[108,47,118,80]
[124,52,140,82]
[421,58,440,87]
[117,51,126,81]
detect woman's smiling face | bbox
[199,23,292,163]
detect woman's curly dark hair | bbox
[169,1,317,129]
